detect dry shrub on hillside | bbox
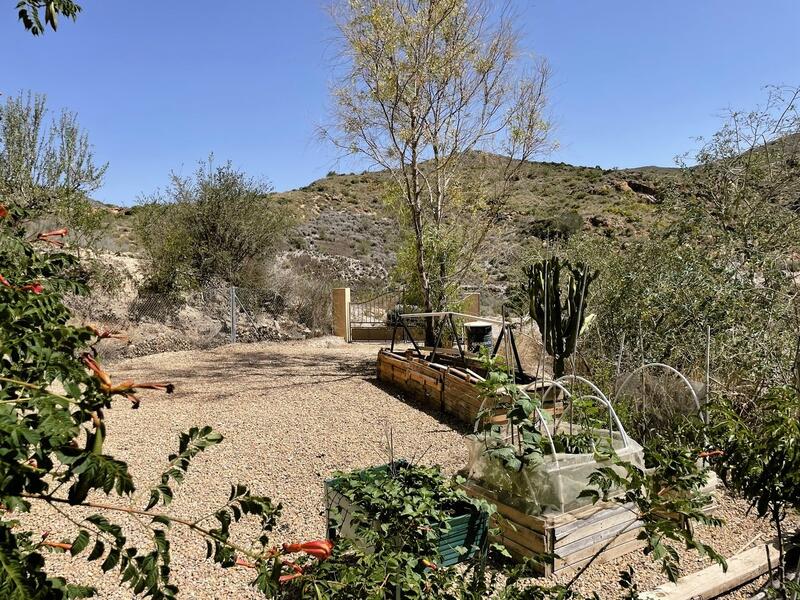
[260,263,334,334]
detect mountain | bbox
[272,154,677,290]
[90,154,679,295]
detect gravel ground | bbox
[16,337,798,599]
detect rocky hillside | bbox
[274,154,676,289]
[91,154,678,294]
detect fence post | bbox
[462,292,481,316]
[230,285,238,343]
[332,287,351,342]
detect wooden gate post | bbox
[332,287,351,341]
[462,293,481,316]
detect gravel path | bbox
[17,337,797,598]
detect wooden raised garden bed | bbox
[462,479,645,575]
[377,349,487,424]
[377,349,561,425]
[325,462,489,567]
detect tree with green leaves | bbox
[0,91,107,232]
[709,384,800,598]
[15,0,81,34]
[324,0,552,342]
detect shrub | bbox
[710,384,800,594]
[134,158,294,292]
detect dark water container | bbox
[464,321,493,353]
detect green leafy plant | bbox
[134,157,294,293]
[282,461,496,599]
[709,385,800,597]
[0,199,302,599]
[474,355,546,472]
[580,444,725,583]
[16,0,81,34]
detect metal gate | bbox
[349,289,421,343]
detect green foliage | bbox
[0,199,282,598]
[580,444,725,583]
[0,91,106,221]
[508,257,596,378]
[15,0,81,34]
[53,194,110,251]
[134,157,294,292]
[474,356,546,472]
[146,426,224,510]
[328,461,489,558]
[281,461,494,599]
[709,385,800,595]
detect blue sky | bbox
[2,1,798,205]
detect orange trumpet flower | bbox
[281,539,333,561]
[35,228,69,247]
[21,282,44,294]
[278,560,304,584]
[81,353,173,409]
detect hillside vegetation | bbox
[87,155,677,295]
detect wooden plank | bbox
[556,537,646,573]
[555,526,642,568]
[496,518,548,554]
[554,504,638,545]
[493,535,553,576]
[639,541,781,600]
[407,370,439,387]
[556,513,641,550]
[378,353,407,368]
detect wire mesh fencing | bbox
[67,283,323,357]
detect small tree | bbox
[324,0,553,341]
[135,158,294,292]
[0,91,107,223]
[710,384,800,597]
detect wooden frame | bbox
[462,480,645,576]
[377,349,488,423]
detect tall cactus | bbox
[520,257,597,378]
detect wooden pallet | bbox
[377,349,562,425]
[462,480,645,576]
[377,349,489,424]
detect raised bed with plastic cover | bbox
[461,376,647,575]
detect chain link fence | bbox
[68,283,329,358]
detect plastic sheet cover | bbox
[464,424,644,516]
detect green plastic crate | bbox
[324,462,488,567]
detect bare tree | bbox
[323,0,552,339]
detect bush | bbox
[0,91,107,236]
[135,158,294,292]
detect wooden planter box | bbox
[376,349,560,425]
[462,479,645,576]
[325,463,488,567]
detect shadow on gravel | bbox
[365,377,471,436]
[140,348,378,401]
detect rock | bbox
[626,180,659,197]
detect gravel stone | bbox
[16,337,797,598]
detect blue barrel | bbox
[464,321,493,353]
